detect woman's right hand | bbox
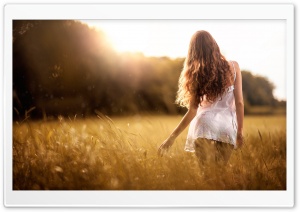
[158,136,175,156]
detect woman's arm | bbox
[233,61,244,148]
[158,98,198,155]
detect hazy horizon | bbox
[81,20,286,101]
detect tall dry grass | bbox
[13,114,286,190]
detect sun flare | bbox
[82,20,189,58]
[81,20,286,100]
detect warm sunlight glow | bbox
[103,23,153,55]
[83,20,191,58]
[81,20,286,100]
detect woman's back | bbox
[184,61,238,152]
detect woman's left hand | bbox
[236,132,244,149]
[158,137,175,156]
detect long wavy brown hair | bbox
[176,30,233,108]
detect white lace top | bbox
[184,61,238,152]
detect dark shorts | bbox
[194,138,234,165]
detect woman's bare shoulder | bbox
[228,60,240,73]
[229,60,239,66]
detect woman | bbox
[158,30,244,167]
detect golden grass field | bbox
[13,114,286,190]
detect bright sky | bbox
[81,20,286,100]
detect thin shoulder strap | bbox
[231,61,236,81]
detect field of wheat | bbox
[12,114,286,190]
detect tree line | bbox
[13,20,285,120]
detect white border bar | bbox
[285,3,295,207]
[5,4,294,20]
